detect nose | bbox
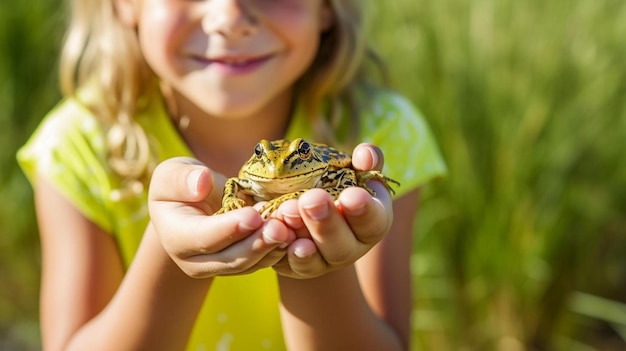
[202,0,258,38]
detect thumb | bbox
[351,143,385,172]
[148,157,215,203]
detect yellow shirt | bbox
[18,89,446,350]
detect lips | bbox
[213,57,265,66]
[191,54,273,75]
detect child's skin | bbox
[33,0,419,350]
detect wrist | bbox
[277,265,359,293]
[137,222,215,286]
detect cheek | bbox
[136,4,191,76]
[251,0,327,40]
[288,26,323,80]
[266,8,325,70]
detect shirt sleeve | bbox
[17,99,115,233]
[360,90,447,198]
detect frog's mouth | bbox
[242,167,326,182]
[243,170,325,195]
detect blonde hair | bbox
[301,1,387,147]
[59,0,385,198]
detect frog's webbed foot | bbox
[214,197,247,215]
[356,171,400,196]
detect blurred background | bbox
[1,0,625,350]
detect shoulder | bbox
[357,88,447,195]
[17,97,117,231]
[17,95,111,189]
[358,88,430,141]
[357,87,433,146]
[20,97,106,159]
[360,88,423,121]
[358,88,433,141]
[18,99,104,165]
[367,88,418,110]
[17,97,109,187]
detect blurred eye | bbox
[243,0,304,13]
[254,143,263,158]
[298,141,311,159]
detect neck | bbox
[163,88,294,177]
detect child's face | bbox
[128,0,332,119]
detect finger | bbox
[150,157,229,215]
[235,247,289,276]
[351,143,384,172]
[297,189,363,267]
[149,157,215,203]
[272,199,310,239]
[337,186,393,246]
[155,207,265,257]
[272,238,328,278]
[272,201,334,278]
[184,219,292,277]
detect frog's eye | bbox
[254,143,263,158]
[298,141,311,160]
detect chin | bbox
[195,94,277,120]
[198,100,267,120]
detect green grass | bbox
[1,0,626,349]
[0,2,64,349]
[370,0,626,349]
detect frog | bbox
[214,138,400,218]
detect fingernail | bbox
[281,209,300,220]
[239,220,259,232]
[263,233,283,245]
[281,211,304,230]
[303,202,328,221]
[263,233,288,248]
[262,220,286,246]
[263,230,281,244]
[294,246,312,258]
[368,148,380,169]
[187,169,202,195]
[346,202,367,217]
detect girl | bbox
[18,0,446,350]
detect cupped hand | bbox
[271,143,394,278]
[148,157,295,278]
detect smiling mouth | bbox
[193,54,272,67]
[215,57,266,66]
[188,54,273,75]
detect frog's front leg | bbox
[259,190,307,219]
[214,178,251,215]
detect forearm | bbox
[65,223,211,351]
[278,266,404,351]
